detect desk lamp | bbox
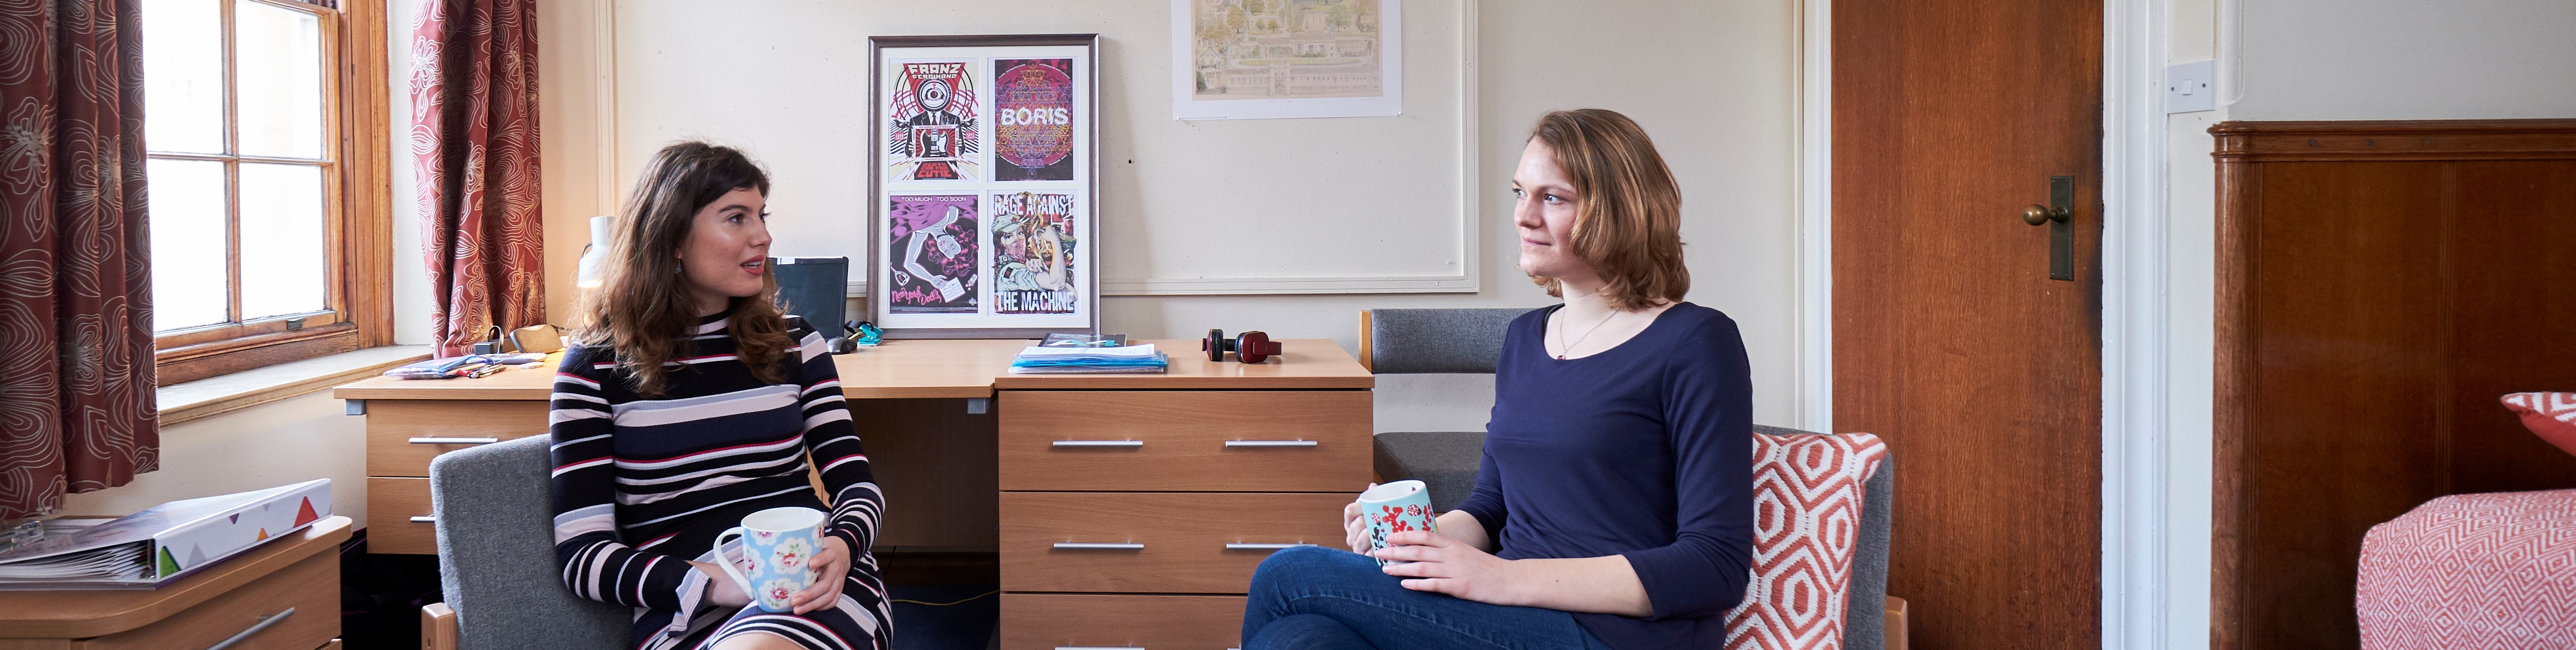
[576,215,610,289]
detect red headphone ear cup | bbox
[1236,332,1280,363]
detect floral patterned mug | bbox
[714,506,827,611]
[1358,480,1438,567]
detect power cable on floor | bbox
[891,589,999,606]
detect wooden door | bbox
[1832,0,2104,646]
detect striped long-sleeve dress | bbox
[549,314,891,650]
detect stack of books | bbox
[1009,343,1169,374]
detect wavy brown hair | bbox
[1527,109,1689,310]
[568,142,794,397]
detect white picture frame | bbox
[1172,0,1402,120]
[867,34,1100,338]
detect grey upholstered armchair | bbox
[1361,308,1907,650]
[420,434,629,650]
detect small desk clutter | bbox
[333,336,1373,649]
[379,353,550,379]
[1009,335,1168,374]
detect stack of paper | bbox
[0,521,147,581]
[1009,343,1169,374]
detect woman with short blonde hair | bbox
[1241,109,1754,650]
[1522,108,1690,310]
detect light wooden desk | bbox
[333,339,1372,649]
[0,516,351,650]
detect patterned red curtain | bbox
[410,0,542,357]
[0,0,160,521]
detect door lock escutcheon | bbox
[2023,175,2075,281]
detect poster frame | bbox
[1171,0,1402,121]
[866,34,1101,339]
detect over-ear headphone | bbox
[1203,329,1283,363]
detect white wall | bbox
[2231,0,2576,121]
[616,3,1473,294]
[1114,0,1798,428]
[542,0,1803,428]
[62,393,372,528]
[388,0,435,345]
[2162,1,2223,646]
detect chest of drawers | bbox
[341,373,556,555]
[0,517,351,650]
[990,347,1371,650]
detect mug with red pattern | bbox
[714,506,826,611]
[1358,480,1438,567]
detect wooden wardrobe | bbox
[2210,119,2576,649]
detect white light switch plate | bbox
[2166,59,2216,113]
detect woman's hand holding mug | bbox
[789,536,852,614]
[688,561,753,608]
[1354,481,1439,567]
[1343,482,1378,554]
[712,506,834,613]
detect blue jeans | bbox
[1242,546,1611,650]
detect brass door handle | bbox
[2022,204,2067,225]
[2031,175,2075,280]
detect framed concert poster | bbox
[867,34,1100,338]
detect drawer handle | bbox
[410,515,437,524]
[1224,542,1312,550]
[203,606,294,650]
[1223,440,1316,448]
[409,436,501,444]
[1052,542,1145,550]
[1052,440,1143,448]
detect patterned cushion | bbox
[1724,432,1888,650]
[2500,392,2576,458]
[2356,490,2576,649]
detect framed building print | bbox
[867,34,1099,338]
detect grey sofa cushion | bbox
[1373,425,1894,649]
[429,435,630,650]
[1368,308,1528,374]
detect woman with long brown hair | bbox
[1240,109,1755,649]
[549,142,890,650]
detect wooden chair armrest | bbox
[1357,310,1375,372]
[422,602,459,650]
[1884,596,1909,650]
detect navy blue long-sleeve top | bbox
[1451,302,1755,649]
